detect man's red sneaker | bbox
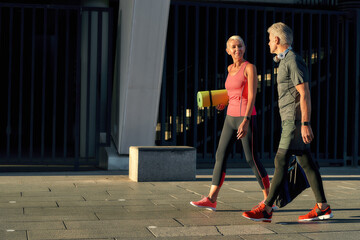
[298,204,333,222]
[242,203,272,222]
[251,200,279,211]
[190,196,217,211]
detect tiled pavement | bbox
[0,167,360,240]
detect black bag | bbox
[274,156,310,208]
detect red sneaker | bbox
[298,204,333,222]
[251,200,279,211]
[190,196,216,211]
[242,203,272,222]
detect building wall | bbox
[112,0,170,154]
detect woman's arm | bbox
[237,63,258,139]
[243,63,258,118]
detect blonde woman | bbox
[190,36,272,211]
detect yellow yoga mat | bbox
[197,89,229,108]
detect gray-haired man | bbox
[242,22,333,222]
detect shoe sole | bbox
[242,215,271,223]
[189,201,216,211]
[298,213,334,222]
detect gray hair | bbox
[267,22,293,46]
[226,35,245,49]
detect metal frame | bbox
[0,3,114,169]
[158,1,359,167]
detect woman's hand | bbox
[216,104,226,111]
[237,119,249,139]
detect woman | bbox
[190,36,272,211]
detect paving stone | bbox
[302,231,360,240]
[240,233,310,240]
[57,239,113,240]
[64,219,182,230]
[265,222,330,234]
[0,196,87,202]
[0,201,57,208]
[141,237,242,240]
[147,226,221,237]
[0,213,99,221]
[217,225,275,235]
[0,193,21,198]
[0,221,65,230]
[176,216,252,226]
[96,209,207,220]
[124,204,176,212]
[21,192,75,197]
[199,210,247,219]
[0,230,27,240]
[57,200,147,207]
[298,221,360,231]
[27,228,154,239]
[24,206,127,215]
[0,208,23,215]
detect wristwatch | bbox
[244,116,251,121]
[301,122,311,126]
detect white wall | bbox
[112,0,170,154]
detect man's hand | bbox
[301,125,314,144]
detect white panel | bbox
[113,0,170,154]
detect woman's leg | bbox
[239,116,270,200]
[209,116,237,202]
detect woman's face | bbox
[226,39,245,61]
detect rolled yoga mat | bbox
[197,89,229,108]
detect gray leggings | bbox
[212,115,269,189]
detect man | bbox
[242,22,333,222]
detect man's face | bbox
[268,33,277,54]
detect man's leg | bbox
[296,150,327,204]
[242,148,291,222]
[296,151,333,221]
[264,148,292,207]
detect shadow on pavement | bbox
[277,218,360,225]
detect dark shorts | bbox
[278,120,310,151]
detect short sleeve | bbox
[289,55,309,86]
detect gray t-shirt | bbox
[276,50,309,121]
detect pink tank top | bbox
[225,62,257,117]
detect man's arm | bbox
[295,82,314,144]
